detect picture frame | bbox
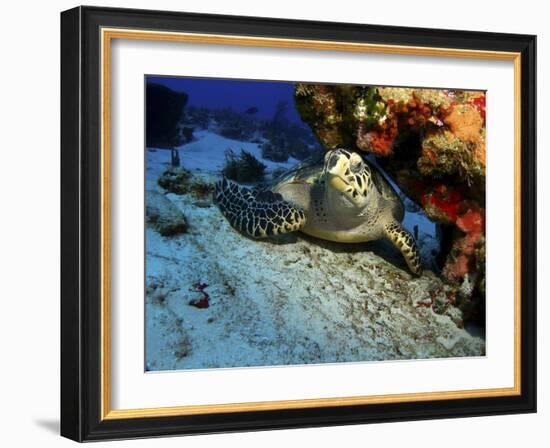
[60,5,536,442]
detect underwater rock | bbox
[221,149,266,182]
[146,83,188,148]
[146,190,188,237]
[158,167,191,194]
[295,83,487,318]
[145,175,485,370]
[158,167,214,198]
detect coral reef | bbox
[146,190,188,236]
[221,149,266,182]
[295,83,486,319]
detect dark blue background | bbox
[146,75,304,124]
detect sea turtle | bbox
[214,148,422,275]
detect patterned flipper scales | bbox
[214,178,307,238]
[384,220,423,276]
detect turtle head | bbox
[323,149,372,208]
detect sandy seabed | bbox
[145,131,485,371]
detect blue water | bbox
[143,76,472,372]
[146,75,305,124]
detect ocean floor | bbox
[145,131,485,371]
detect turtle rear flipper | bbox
[215,178,307,238]
[384,220,422,276]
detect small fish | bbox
[244,106,259,115]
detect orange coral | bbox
[357,93,440,156]
[444,105,482,139]
[443,104,486,168]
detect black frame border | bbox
[61,6,536,442]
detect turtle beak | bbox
[328,175,348,193]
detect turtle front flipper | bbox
[383,220,422,276]
[215,178,307,238]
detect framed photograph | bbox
[60,6,536,441]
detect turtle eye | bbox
[349,153,363,172]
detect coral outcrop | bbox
[295,84,486,320]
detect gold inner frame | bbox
[100,27,522,420]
